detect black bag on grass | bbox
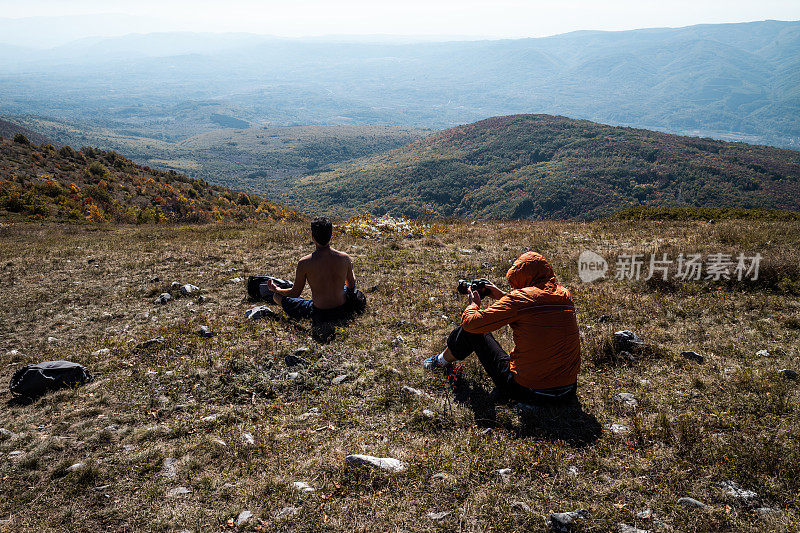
[247,276,293,300]
[9,361,93,399]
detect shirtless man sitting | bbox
[261,217,364,323]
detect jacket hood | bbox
[506,252,557,290]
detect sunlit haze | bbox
[3,0,800,41]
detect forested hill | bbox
[0,136,297,223]
[289,115,800,220]
[0,119,52,146]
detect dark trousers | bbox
[446,326,577,406]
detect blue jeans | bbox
[281,287,360,322]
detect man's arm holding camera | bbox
[462,280,515,333]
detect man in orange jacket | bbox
[424,252,581,405]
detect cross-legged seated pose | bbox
[424,252,580,406]
[251,217,365,323]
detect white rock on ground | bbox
[0,428,16,440]
[166,486,192,498]
[292,481,315,493]
[236,510,253,526]
[180,284,200,296]
[240,433,255,445]
[494,468,512,483]
[427,511,450,520]
[66,462,86,472]
[618,524,651,533]
[756,349,771,357]
[401,385,430,398]
[331,374,349,384]
[345,454,406,473]
[615,392,638,409]
[244,306,274,320]
[92,348,111,356]
[431,472,455,482]
[275,506,299,519]
[677,497,707,509]
[547,509,589,532]
[610,423,630,434]
[162,458,177,479]
[718,481,759,505]
[422,409,435,418]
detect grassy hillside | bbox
[0,218,798,531]
[0,137,296,223]
[290,115,800,219]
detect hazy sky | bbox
[3,0,800,39]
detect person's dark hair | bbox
[311,217,333,246]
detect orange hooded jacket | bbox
[461,252,580,389]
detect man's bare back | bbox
[295,247,355,309]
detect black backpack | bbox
[247,276,293,300]
[9,361,93,399]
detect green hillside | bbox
[289,115,800,219]
[0,137,297,223]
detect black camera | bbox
[457,279,490,297]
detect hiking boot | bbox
[423,353,449,371]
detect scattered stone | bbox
[778,369,797,380]
[391,335,404,346]
[431,472,455,483]
[8,450,24,459]
[635,509,653,520]
[287,372,300,380]
[547,509,589,532]
[618,524,650,533]
[201,414,220,423]
[718,480,759,506]
[240,433,255,446]
[66,462,86,472]
[404,232,423,239]
[150,276,160,283]
[275,506,299,519]
[166,486,192,498]
[401,385,430,398]
[458,248,473,254]
[396,320,411,327]
[756,349,771,357]
[566,466,579,477]
[427,511,451,520]
[681,350,704,363]
[422,409,435,418]
[138,336,165,349]
[236,510,253,526]
[331,374,350,384]
[755,507,780,517]
[510,501,531,512]
[244,305,275,320]
[292,481,315,493]
[285,351,310,366]
[47,336,58,344]
[610,423,630,434]
[211,438,227,447]
[298,408,320,420]
[0,428,16,440]
[597,314,613,323]
[614,392,638,409]
[170,282,181,290]
[198,326,213,337]
[480,428,493,435]
[345,454,406,473]
[197,295,208,304]
[494,468,512,483]
[93,485,111,492]
[614,330,643,352]
[229,277,244,283]
[179,284,200,296]
[92,348,111,357]
[162,458,177,479]
[677,497,707,509]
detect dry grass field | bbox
[0,218,798,532]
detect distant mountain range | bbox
[1,20,799,150]
[286,114,800,219]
